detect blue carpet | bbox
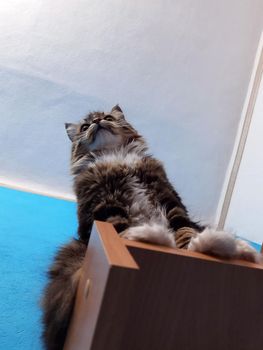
[0,186,77,350]
[0,186,261,349]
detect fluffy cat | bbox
[42,105,260,350]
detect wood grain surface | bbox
[64,221,138,350]
[64,221,263,350]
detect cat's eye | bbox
[80,124,90,132]
[104,115,114,122]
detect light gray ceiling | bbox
[1,0,263,222]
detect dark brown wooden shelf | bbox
[64,221,263,350]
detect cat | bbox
[42,105,260,350]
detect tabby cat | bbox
[42,105,260,350]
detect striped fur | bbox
[42,239,86,350]
[42,105,260,350]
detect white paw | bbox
[235,239,261,263]
[188,228,237,258]
[188,228,261,263]
[120,223,175,247]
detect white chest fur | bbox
[93,151,142,167]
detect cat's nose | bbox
[93,118,101,124]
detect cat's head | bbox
[65,105,146,164]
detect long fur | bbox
[42,239,86,350]
[42,105,261,350]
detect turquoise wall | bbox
[0,187,77,350]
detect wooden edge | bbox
[122,238,263,270]
[261,243,263,254]
[94,221,263,270]
[93,221,139,270]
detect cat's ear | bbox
[111,104,125,119]
[65,123,78,142]
[111,104,123,113]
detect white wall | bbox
[225,71,263,244]
[0,0,263,222]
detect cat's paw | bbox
[120,223,175,247]
[188,228,262,263]
[188,228,237,258]
[235,239,262,263]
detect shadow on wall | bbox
[0,66,106,196]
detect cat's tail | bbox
[187,228,262,263]
[42,239,87,350]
